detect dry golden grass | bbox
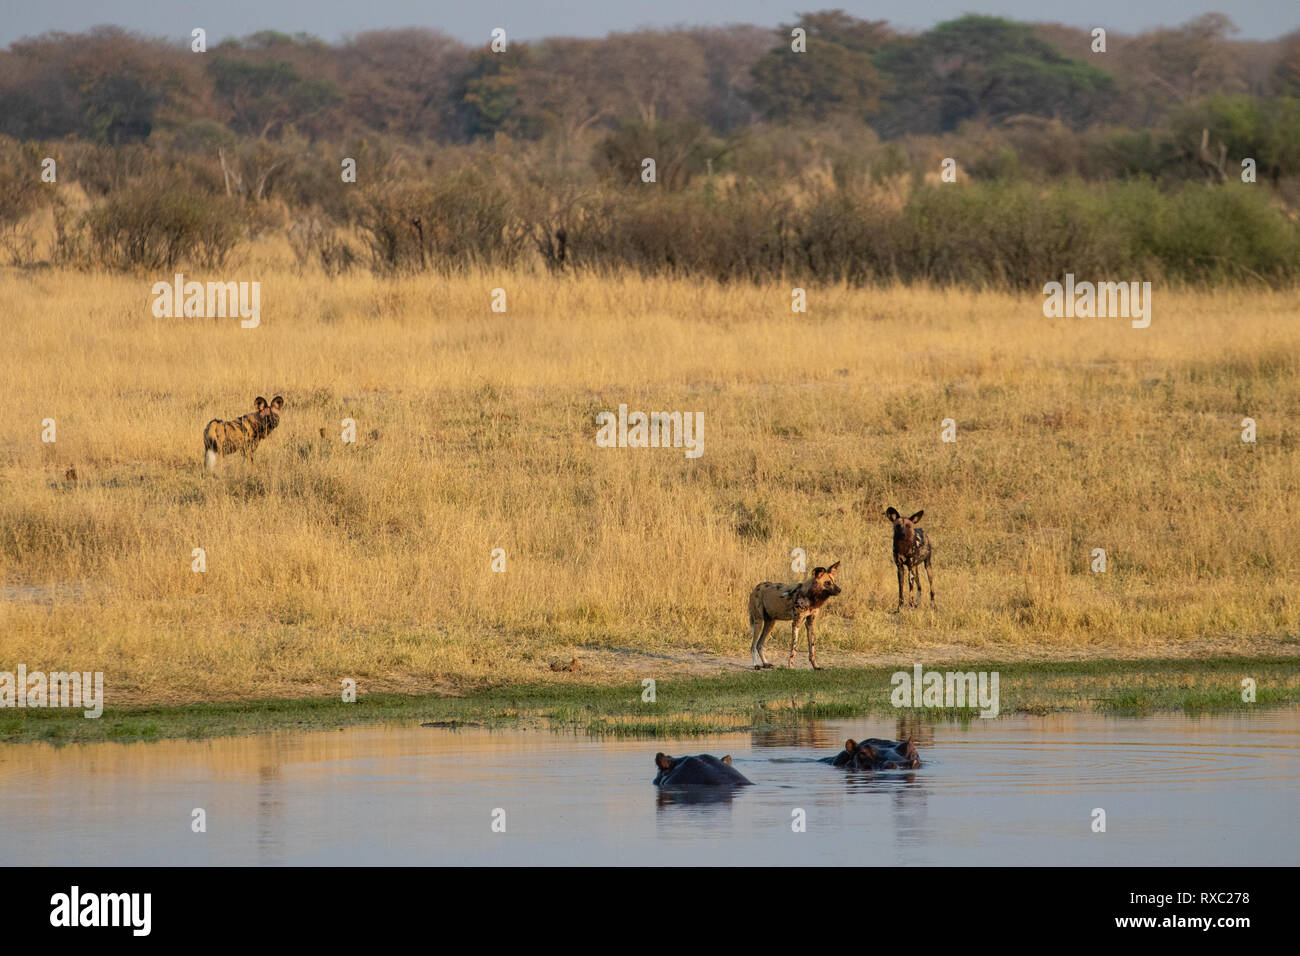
[1,264,1298,706]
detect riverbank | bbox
[3,655,1297,746]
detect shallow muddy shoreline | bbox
[3,655,1298,747]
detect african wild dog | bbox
[203,395,284,472]
[748,561,841,670]
[885,507,933,609]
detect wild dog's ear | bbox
[827,561,840,575]
[908,510,924,524]
[655,753,672,770]
[254,396,268,410]
[885,507,901,521]
[270,395,284,411]
[844,739,858,753]
[812,566,826,577]
[721,755,733,765]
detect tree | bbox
[683,26,771,131]
[208,57,339,139]
[871,16,1115,136]
[1275,31,1300,97]
[0,27,199,142]
[596,32,711,126]
[749,12,891,122]
[1113,14,1246,124]
[458,48,532,139]
[82,74,161,143]
[336,30,469,139]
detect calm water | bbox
[2,710,1297,865]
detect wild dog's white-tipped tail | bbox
[204,448,217,472]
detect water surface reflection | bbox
[1,711,1295,865]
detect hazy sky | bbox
[2,0,1296,47]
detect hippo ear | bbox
[899,738,917,757]
[844,739,858,753]
[721,755,732,765]
[655,753,672,770]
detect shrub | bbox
[83,183,241,270]
[357,169,527,273]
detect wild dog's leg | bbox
[788,615,801,667]
[909,564,920,607]
[896,561,906,610]
[806,616,821,670]
[751,615,775,668]
[924,558,935,605]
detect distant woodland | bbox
[3,12,1298,285]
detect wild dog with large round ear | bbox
[748,560,842,669]
[202,394,285,472]
[884,507,933,610]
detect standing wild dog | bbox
[885,507,934,609]
[748,562,842,670]
[203,395,284,472]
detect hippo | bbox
[653,753,753,786]
[821,738,921,770]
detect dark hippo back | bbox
[823,738,921,770]
[653,753,753,786]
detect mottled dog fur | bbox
[748,561,841,669]
[203,395,284,472]
[885,507,933,609]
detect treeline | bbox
[2,12,1297,143]
[2,11,1299,286]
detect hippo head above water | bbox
[825,738,921,771]
[653,753,753,786]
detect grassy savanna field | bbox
[2,260,1299,737]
